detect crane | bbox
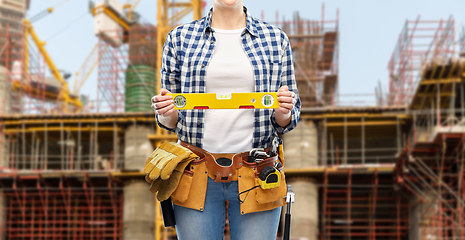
[90,0,141,37]
[72,0,141,100]
[10,1,83,113]
[123,0,141,22]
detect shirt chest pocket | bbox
[179,50,208,92]
[250,52,280,92]
[266,58,282,92]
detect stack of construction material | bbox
[125,23,158,112]
[124,64,157,112]
[277,11,339,108]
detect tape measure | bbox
[258,161,282,189]
[238,161,283,203]
[258,166,280,189]
[167,92,279,110]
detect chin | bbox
[214,0,242,8]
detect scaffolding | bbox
[0,173,123,239]
[270,4,339,108]
[395,132,465,239]
[387,17,455,107]
[0,113,157,172]
[1,2,464,240]
[0,21,84,115]
[93,23,157,113]
[0,112,175,240]
[460,25,465,58]
[309,107,406,167]
[0,22,158,114]
[393,56,465,239]
[286,15,464,240]
[96,34,127,113]
[1,24,35,114]
[320,169,408,239]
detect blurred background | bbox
[0,0,464,239]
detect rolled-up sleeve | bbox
[271,33,301,134]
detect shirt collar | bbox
[203,6,258,38]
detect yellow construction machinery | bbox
[90,0,141,41]
[10,0,144,114]
[10,2,83,113]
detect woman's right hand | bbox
[151,88,176,117]
[152,89,178,129]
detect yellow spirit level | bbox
[167,92,279,110]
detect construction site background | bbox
[0,0,465,239]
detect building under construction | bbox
[0,0,465,239]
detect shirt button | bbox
[210,40,213,44]
[197,121,201,125]
[202,64,205,68]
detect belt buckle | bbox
[215,174,233,182]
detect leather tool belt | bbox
[178,140,277,183]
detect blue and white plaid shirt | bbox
[157,6,301,149]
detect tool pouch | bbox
[255,170,286,204]
[242,155,287,204]
[208,153,242,182]
[238,145,287,214]
[144,142,199,202]
[171,143,209,211]
[171,168,193,203]
[170,157,206,203]
[254,140,287,204]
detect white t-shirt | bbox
[203,27,254,153]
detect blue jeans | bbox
[173,178,281,240]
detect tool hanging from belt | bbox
[283,185,295,240]
[254,137,282,189]
[237,137,284,203]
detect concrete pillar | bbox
[0,134,7,169]
[409,191,438,240]
[124,125,153,171]
[0,66,9,169]
[0,66,9,115]
[0,65,21,114]
[284,178,318,240]
[123,181,155,240]
[283,119,318,168]
[0,190,6,240]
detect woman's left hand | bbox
[276,86,296,115]
[275,86,297,127]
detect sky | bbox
[27,0,465,106]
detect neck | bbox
[211,5,246,30]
